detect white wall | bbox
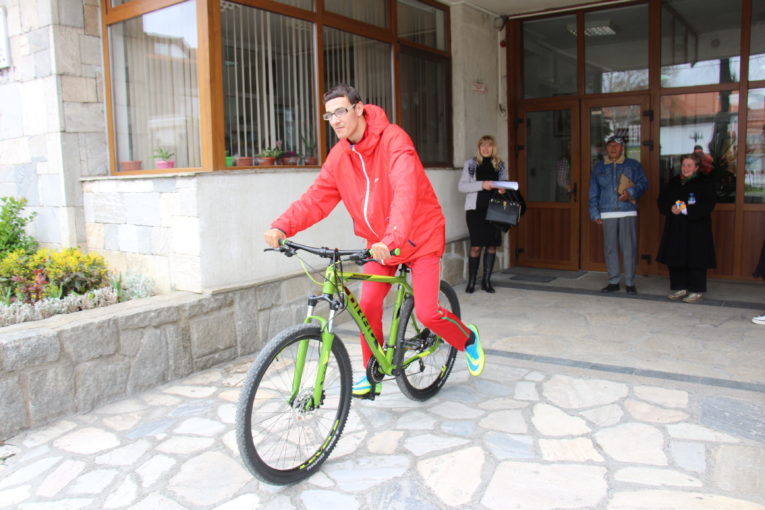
[83,168,468,293]
[450,3,509,167]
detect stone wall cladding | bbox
[0,239,467,440]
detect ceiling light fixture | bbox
[567,20,617,37]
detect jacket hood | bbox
[337,104,390,154]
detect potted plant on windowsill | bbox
[153,147,176,169]
[301,135,318,165]
[256,141,283,166]
[279,150,299,165]
[119,160,142,171]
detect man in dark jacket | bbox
[588,135,648,294]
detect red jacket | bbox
[271,105,445,265]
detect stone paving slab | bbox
[1,286,764,510]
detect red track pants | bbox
[358,254,471,367]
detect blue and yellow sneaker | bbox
[352,376,382,399]
[464,324,485,376]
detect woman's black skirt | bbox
[466,208,502,247]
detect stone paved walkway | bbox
[1,284,764,510]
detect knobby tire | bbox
[235,324,352,485]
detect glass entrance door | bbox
[581,96,653,273]
[517,102,580,269]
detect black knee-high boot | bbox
[481,251,496,293]
[465,256,480,293]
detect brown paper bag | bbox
[617,174,637,204]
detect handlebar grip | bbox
[391,248,400,256]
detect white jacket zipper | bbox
[351,145,379,238]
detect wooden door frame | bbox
[579,94,657,274]
[516,99,582,270]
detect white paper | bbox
[491,180,519,190]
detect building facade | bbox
[0,0,762,294]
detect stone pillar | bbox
[0,0,106,249]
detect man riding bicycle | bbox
[264,84,484,397]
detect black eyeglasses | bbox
[322,104,356,121]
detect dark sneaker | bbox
[464,324,485,376]
[601,284,620,293]
[626,285,637,294]
[352,376,381,398]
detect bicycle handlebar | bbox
[270,240,399,264]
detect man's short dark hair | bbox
[693,145,703,152]
[323,84,362,104]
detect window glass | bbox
[109,0,200,171]
[400,48,449,164]
[745,88,765,203]
[523,15,577,99]
[325,0,387,28]
[221,6,316,166]
[660,92,739,203]
[397,0,447,51]
[660,0,741,87]
[269,0,314,10]
[585,5,648,94]
[749,1,765,81]
[526,109,573,202]
[323,27,392,150]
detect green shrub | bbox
[0,197,38,259]
[0,248,109,304]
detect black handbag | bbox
[485,190,525,231]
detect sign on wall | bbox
[0,8,10,70]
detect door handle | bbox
[570,182,577,202]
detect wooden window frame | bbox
[101,0,453,174]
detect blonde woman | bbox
[458,135,507,293]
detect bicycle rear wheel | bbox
[394,280,459,401]
[236,324,352,485]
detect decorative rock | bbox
[666,423,739,443]
[532,403,591,436]
[482,462,607,510]
[157,436,215,455]
[514,381,539,401]
[367,430,404,455]
[625,398,689,423]
[104,474,138,509]
[594,423,667,465]
[136,455,176,488]
[324,456,409,492]
[712,445,765,497]
[669,440,706,473]
[580,404,623,427]
[300,490,358,510]
[479,409,528,433]
[68,468,118,494]
[417,447,484,507]
[95,439,151,466]
[37,459,86,497]
[54,428,119,455]
[403,433,469,456]
[483,432,535,459]
[168,452,251,506]
[633,385,689,408]
[428,401,485,419]
[0,456,62,490]
[609,490,765,510]
[543,375,628,409]
[539,438,604,462]
[614,467,702,487]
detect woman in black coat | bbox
[657,153,716,303]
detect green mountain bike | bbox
[235,240,460,485]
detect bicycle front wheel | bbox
[394,280,459,401]
[235,324,352,485]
